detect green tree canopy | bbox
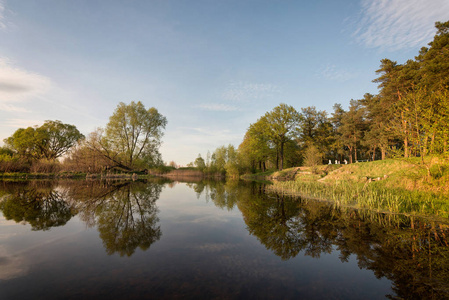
[4,120,83,161]
[40,120,85,159]
[239,117,273,172]
[95,101,167,169]
[194,154,206,170]
[417,21,449,90]
[338,100,367,163]
[264,103,301,170]
[208,144,240,176]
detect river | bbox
[0,179,447,299]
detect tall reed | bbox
[268,180,449,218]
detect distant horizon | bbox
[1,0,449,165]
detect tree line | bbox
[0,101,166,173]
[193,21,449,175]
[2,21,448,175]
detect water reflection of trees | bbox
[66,180,163,257]
[244,192,449,299]
[188,180,449,299]
[0,180,163,257]
[0,181,76,231]
[186,179,240,210]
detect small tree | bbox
[194,154,206,171]
[89,101,167,170]
[303,143,322,174]
[168,161,178,168]
[224,145,240,178]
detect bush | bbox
[303,144,323,174]
[30,159,61,173]
[151,165,176,174]
[430,164,449,180]
[0,155,30,173]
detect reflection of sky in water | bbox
[0,212,90,282]
[0,182,393,300]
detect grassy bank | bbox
[0,171,148,180]
[270,180,449,218]
[148,167,225,179]
[0,172,87,179]
[240,170,276,180]
[264,158,449,218]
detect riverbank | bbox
[2,158,448,218]
[0,172,86,180]
[259,158,449,218]
[148,168,225,179]
[0,168,224,181]
[0,171,148,180]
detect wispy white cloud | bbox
[0,0,6,30]
[222,81,281,102]
[1,118,42,128]
[0,0,13,31]
[317,64,355,82]
[0,57,52,111]
[196,82,281,113]
[353,0,449,51]
[197,103,239,112]
[177,127,240,142]
[0,103,29,113]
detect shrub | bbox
[0,155,30,173]
[303,144,323,174]
[30,159,61,173]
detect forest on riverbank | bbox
[0,101,167,175]
[189,21,449,178]
[1,21,448,189]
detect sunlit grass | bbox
[241,169,276,180]
[269,179,449,218]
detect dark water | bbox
[0,179,448,300]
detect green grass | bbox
[270,178,449,218]
[241,169,276,180]
[271,167,297,177]
[263,157,449,219]
[0,172,57,179]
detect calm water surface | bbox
[0,179,448,299]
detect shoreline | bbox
[1,158,448,219]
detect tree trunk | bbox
[430,131,435,154]
[404,135,409,158]
[353,133,358,162]
[401,112,409,158]
[279,142,284,171]
[423,136,429,157]
[276,150,279,170]
[348,146,353,164]
[397,91,409,158]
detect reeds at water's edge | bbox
[268,180,449,218]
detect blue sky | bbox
[1,0,448,166]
